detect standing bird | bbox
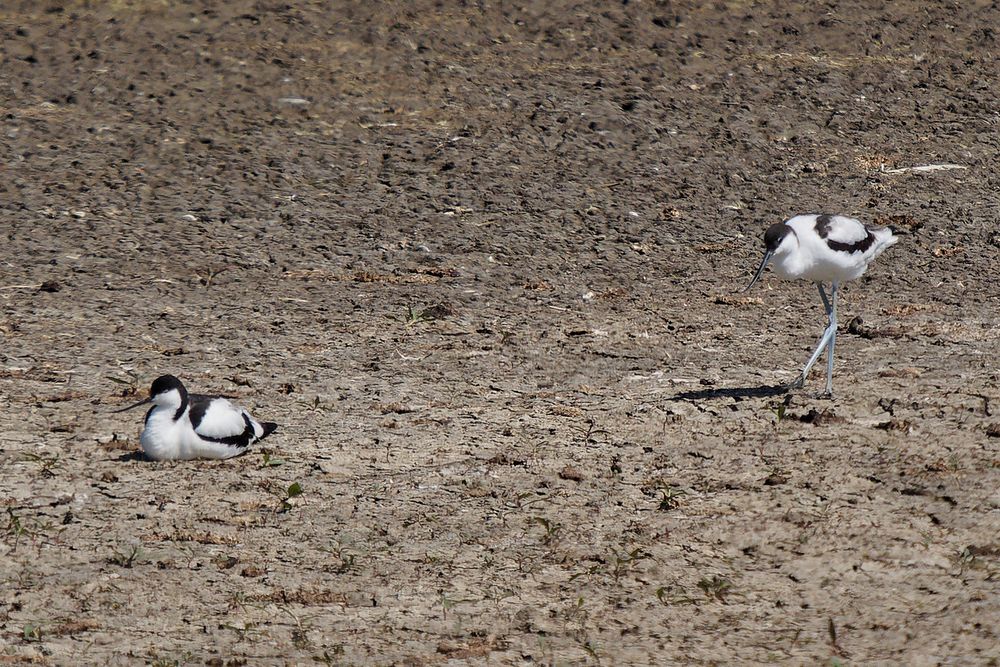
[744,213,897,394]
[115,375,278,460]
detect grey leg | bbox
[824,282,839,395]
[787,282,836,390]
[816,281,832,313]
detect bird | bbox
[744,213,897,395]
[114,374,278,460]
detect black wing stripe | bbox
[827,233,875,253]
[198,413,255,449]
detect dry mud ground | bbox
[1,1,999,665]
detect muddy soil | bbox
[1,1,998,664]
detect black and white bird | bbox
[115,375,278,460]
[744,213,897,394]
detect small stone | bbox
[847,316,867,335]
[559,465,584,482]
[797,408,845,426]
[764,473,788,486]
[217,556,239,570]
[39,280,61,292]
[876,419,913,433]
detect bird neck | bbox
[152,388,189,422]
[772,245,809,278]
[172,391,189,421]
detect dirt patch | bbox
[1,1,999,664]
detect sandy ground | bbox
[1,1,999,664]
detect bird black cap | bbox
[763,223,792,251]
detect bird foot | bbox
[782,378,835,400]
[783,376,806,391]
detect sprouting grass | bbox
[402,303,454,327]
[658,486,687,511]
[147,651,196,667]
[259,478,304,513]
[439,592,458,619]
[405,304,434,326]
[570,546,652,583]
[529,516,561,545]
[954,546,985,576]
[18,452,61,478]
[312,645,346,665]
[321,536,361,574]
[610,547,650,580]
[108,543,143,568]
[107,370,140,397]
[4,508,59,552]
[5,508,27,550]
[581,639,602,664]
[195,266,227,288]
[22,623,44,642]
[771,395,793,423]
[219,620,263,641]
[304,395,336,414]
[277,482,304,513]
[697,575,734,601]
[259,449,285,468]
[655,585,701,606]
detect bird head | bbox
[114,374,188,412]
[744,223,795,291]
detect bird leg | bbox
[787,282,838,393]
[824,282,839,395]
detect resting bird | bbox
[115,375,277,460]
[744,213,897,395]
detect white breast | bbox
[140,408,189,460]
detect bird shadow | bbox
[668,383,789,401]
[114,450,254,463]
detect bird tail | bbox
[260,422,278,438]
[868,226,898,259]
